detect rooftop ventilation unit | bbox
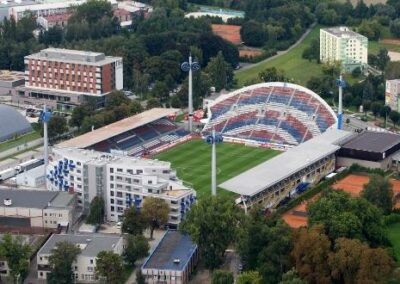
[173,259,180,264]
[4,198,12,206]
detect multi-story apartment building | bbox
[320,26,368,73]
[386,79,400,112]
[13,48,123,111]
[47,147,196,227]
[37,233,123,282]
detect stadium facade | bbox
[203,82,337,147]
[220,129,354,210]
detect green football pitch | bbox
[154,140,280,200]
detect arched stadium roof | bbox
[203,82,337,146]
[0,104,32,142]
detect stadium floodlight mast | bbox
[206,129,223,196]
[336,75,346,130]
[181,55,200,132]
[39,105,52,180]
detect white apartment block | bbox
[320,26,368,73]
[47,147,196,227]
[386,79,400,112]
[37,234,123,282]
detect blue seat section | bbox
[175,129,190,137]
[223,117,257,132]
[279,121,303,143]
[258,117,279,127]
[117,135,142,150]
[135,125,159,140]
[238,94,267,106]
[289,98,316,115]
[268,93,291,105]
[315,115,329,132]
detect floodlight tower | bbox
[40,105,52,176]
[336,75,346,130]
[206,129,223,196]
[181,55,200,132]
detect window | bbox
[111,206,115,212]
[137,170,143,174]
[90,259,94,264]
[116,192,123,198]
[117,168,123,172]
[110,199,114,204]
[87,266,93,272]
[110,191,114,196]
[110,168,114,173]
[148,180,153,185]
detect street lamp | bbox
[181,55,200,132]
[206,129,223,196]
[39,105,52,182]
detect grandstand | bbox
[203,82,337,146]
[59,108,191,156]
[220,129,354,210]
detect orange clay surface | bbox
[283,175,400,228]
[211,24,242,44]
[239,49,263,58]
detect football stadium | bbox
[57,82,347,206]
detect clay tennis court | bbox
[381,39,400,46]
[332,174,370,197]
[282,202,308,228]
[211,24,242,44]
[239,49,263,58]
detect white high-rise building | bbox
[320,26,368,73]
[46,147,196,227]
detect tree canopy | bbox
[48,241,81,284]
[86,196,105,225]
[95,251,124,284]
[361,175,393,215]
[141,197,170,239]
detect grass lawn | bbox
[387,222,400,262]
[235,25,323,87]
[0,131,41,152]
[154,140,280,200]
[369,41,400,54]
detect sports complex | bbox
[57,82,400,213]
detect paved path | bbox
[235,22,317,73]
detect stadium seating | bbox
[203,83,337,146]
[90,118,190,156]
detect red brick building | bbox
[13,48,123,111]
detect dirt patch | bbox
[239,49,263,58]
[381,39,400,46]
[388,51,400,62]
[211,24,242,45]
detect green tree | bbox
[376,48,390,70]
[136,270,146,284]
[259,67,287,82]
[205,51,233,92]
[105,91,130,109]
[381,105,392,128]
[86,196,105,225]
[358,19,381,40]
[352,67,362,78]
[95,251,123,284]
[212,270,234,284]
[302,39,320,62]
[47,241,81,284]
[146,97,162,109]
[47,116,68,140]
[371,102,383,119]
[390,18,400,37]
[240,20,266,47]
[121,206,147,236]
[307,189,387,247]
[0,234,31,283]
[237,210,292,284]
[69,106,90,129]
[237,271,263,284]
[142,197,169,239]
[390,110,400,128]
[151,80,170,102]
[123,234,150,267]
[181,196,244,269]
[291,226,332,284]
[362,175,393,214]
[279,268,306,284]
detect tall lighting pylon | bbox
[206,129,223,196]
[40,105,52,181]
[336,75,346,130]
[181,55,200,132]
